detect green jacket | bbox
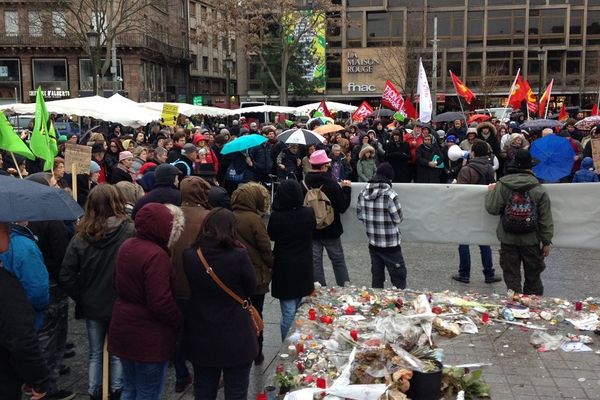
[485,171,554,246]
[357,158,377,182]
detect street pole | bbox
[111,42,118,95]
[431,17,438,117]
[537,47,544,105]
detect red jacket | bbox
[403,133,424,164]
[108,203,182,363]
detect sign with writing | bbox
[161,103,179,127]
[341,47,405,95]
[64,143,92,175]
[0,66,8,77]
[591,139,600,171]
[28,90,70,99]
[192,95,203,106]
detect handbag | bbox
[196,248,264,336]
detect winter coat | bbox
[60,219,135,320]
[304,172,352,240]
[403,133,424,164]
[329,154,352,181]
[171,177,211,299]
[384,140,411,183]
[457,156,495,185]
[447,126,467,142]
[276,148,302,180]
[109,165,134,184]
[267,180,315,300]
[131,184,182,219]
[0,268,50,399]
[172,156,194,179]
[249,143,274,181]
[357,157,377,182]
[109,204,182,363]
[477,122,500,156]
[572,157,599,183]
[183,238,258,368]
[416,143,443,183]
[27,220,70,282]
[231,184,273,295]
[485,171,553,246]
[0,225,49,330]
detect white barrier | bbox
[341,183,600,250]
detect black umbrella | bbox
[519,119,561,130]
[277,128,326,145]
[366,108,396,118]
[0,175,84,222]
[432,111,466,123]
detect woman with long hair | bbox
[183,208,258,400]
[59,185,135,400]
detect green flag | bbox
[29,87,58,171]
[393,111,406,122]
[0,113,35,160]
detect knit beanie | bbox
[154,163,180,186]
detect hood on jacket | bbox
[359,145,376,159]
[467,156,495,182]
[499,171,539,191]
[134,203,184,250]
[272,180,303,212]
[477,122,497,137]
[180,176,211,208]
[231,182,267,214]
[9,224,37,242]
[581,157,594,171]
[25,172,50,186]
[362,181,392,201]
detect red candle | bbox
[350,329,359,341]
[575,301,583,311]
[481,312,490,324]
[296,361,305,373]
[308,308,316,321]
[395,299,404,309]
[316,377,327,389]
[432,306,443,315]
[345,306,355,315]
[295,342,304,354]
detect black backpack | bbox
[501,186,538,233]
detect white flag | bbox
[417,57,433,123]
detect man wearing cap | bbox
[485,149,554,295]
[172,143,197,180]
[305,150,352,287]
[357,163,407,289]
[249,122,259,135]
[131,164,182,219]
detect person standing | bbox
[384,129,411,183]
[130,163,182,219]
[416,134,443,183]
[110,151,136,184]
[485,149,554,295]
[172,143,198,180]
[452,140,502,284]
[357,163,407,289]
[60,185,135,399]
[267,180,315,340]
[304,150,351,286]
[183,209,258,400]
[109,203,183,400]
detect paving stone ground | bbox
[55,242,600,399]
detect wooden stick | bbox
[9,152,23,179]
[71,163,78,203]
[102,337,109,400]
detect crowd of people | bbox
[0,108,594,399]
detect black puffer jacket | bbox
[304,172,351,240]
[268,180,315,300]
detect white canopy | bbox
[229,105,297,114]
[294,101,358,116]
[138,102,234,118]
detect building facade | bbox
[187,0,238,108]
[240,0,600,110]
[0,0,191,104]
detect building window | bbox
[566,51,581,85]
[189,1,196,17]
[347,0,383,6]
[587,11,600,45]
[0,59,22,102]
[202,56,209,72]
[213,57,219,74]
[33,59,68,91]
[212,34,218,49]
[191,54,198,70]
[79,59,123,91]
[585,50,599,86]
[529,9,565,45]
[365,11,403,46]
[486,9,525,46]
[467,11,483,46]
[4,11,19,37]
[346,11,362,47]
[28,11,42,37]
[52,11,66,37]
[427,11,463,47]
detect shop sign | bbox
[192,95,203,106]
[341,47,405,95]
[28,90,70,99]
[0,66,8,77]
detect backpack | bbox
[501,187,538,234]
[302,182,334,230]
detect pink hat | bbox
[309,149,331,165]
[119,151,134,162]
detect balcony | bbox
[0,33,76,48]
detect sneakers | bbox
[451,274,470,284]
[175,376,192,393]
[485,276,502,284]
[46,390,76,400]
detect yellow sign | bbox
[161,104,179,127]
[64,143,92,175]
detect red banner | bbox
[317,100,333,118]
[381,80,405,111]
[351,101,374,122]
[449,71,476,105]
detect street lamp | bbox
[224,55,233,109]
[86,28,100,96]
[537,47,544,102]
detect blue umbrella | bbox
[0,175,84,222]
[530,134,575,182]
[220,134,267,155]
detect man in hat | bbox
[131,163,182,219]
[485,149,554,295]
[304,150,352,287]
[172,143,197,179]
[356,163,407,289]
[460,127,479,152]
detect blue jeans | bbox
[458,244,495,279]
[368,247,407,289]
[280,298,301,340]
[121,359,168,400]
[312,238,350,286]
[193,363,252,400]
[86,319,123,397]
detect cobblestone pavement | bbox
[56,242,600,399]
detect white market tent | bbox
[294,101,358,116]
[229,105,297,114]
[138,102,234,118]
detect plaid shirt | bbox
[356,182,403,248]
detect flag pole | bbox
[544,79,554,119]
[450,70,469,127]
[596,86,600,111]
[503,68,521,121]
[9,152,23,179]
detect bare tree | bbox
[479,64,506,109]
[374,41,421,98]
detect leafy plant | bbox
[441,368,491,399]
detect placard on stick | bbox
[65,143,92,175]
[161,103,179,127]
[591,139,600,171]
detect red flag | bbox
[592,104,599,116]
[351,101,374,122]
[317,100,333,118]
[508,75,527,110]
[521,79,538,114]
[403,96,417,119]
[381,80,405,111]
[538,80,554,118]
[558,103,568,121]
[449,71,476,104]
